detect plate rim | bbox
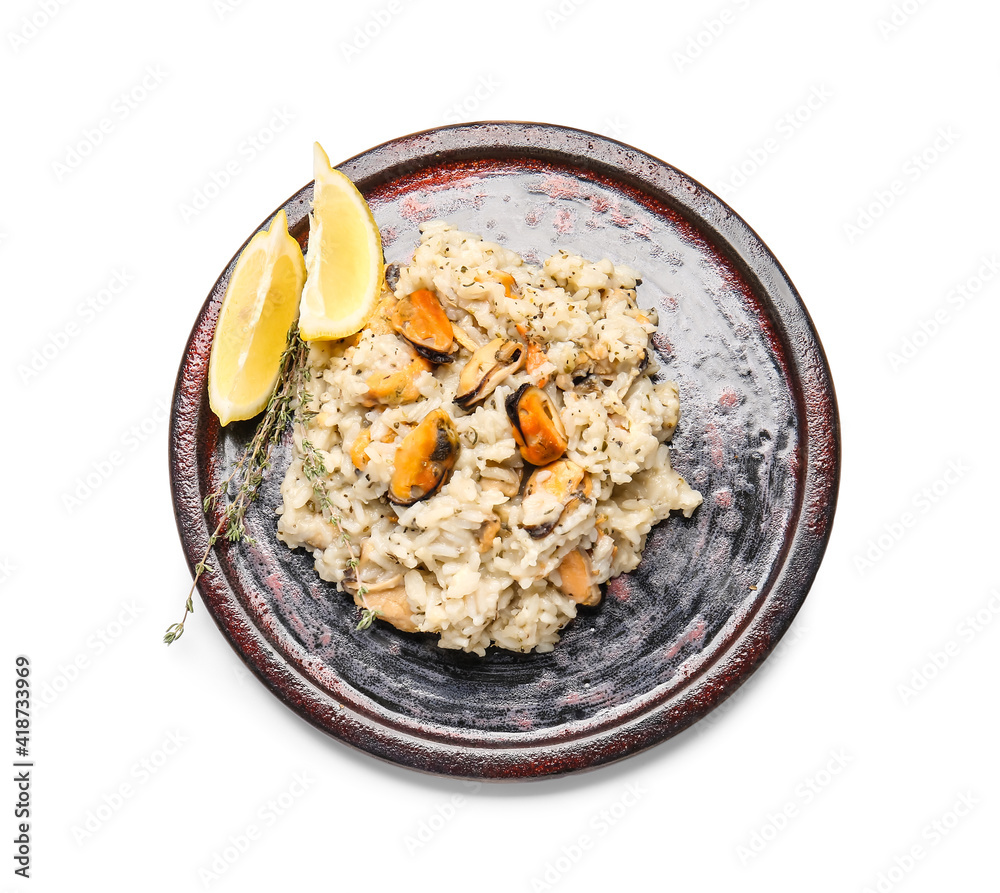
[169,120,841,780]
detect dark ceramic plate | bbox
[170,122,839,780]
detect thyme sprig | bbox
[164,327,307,645]
[296,414,380,631]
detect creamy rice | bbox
[276,221,701,655]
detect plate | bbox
[170,122,840,779]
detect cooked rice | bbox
[277,221,702,655]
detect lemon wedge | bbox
[298,142,384,341]
[208,209,306,426]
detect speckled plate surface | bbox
[170,122,840,780]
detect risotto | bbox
[276,221,702,655]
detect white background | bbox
[2,0,997,890]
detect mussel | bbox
[555,549,601,606]
[387,409,460,506]
[476,518,502,553]
[342,541,418,632]
[480,465,521,498]
[455,339,525,410]
[523,339,550,387]
[364,356,431,407]
[505,384,568,466]
[349,428,374,470]
[361,291,398,336]
[349,425,399,471]
[521,458,592,539]
[384,262,401,292]
[390,288,455,364]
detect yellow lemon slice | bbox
[298,142,384,341]
[208,209,306,426]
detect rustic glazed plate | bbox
[170,122,839,780]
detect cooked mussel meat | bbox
[384,262,401,292]
[505,383,568,466]
[521,458,592,538]
[363,356,431,407]
[387,409,460,506]
[555,549,601,606]
[455,339,525,410]
[390,288,455,363]
[342,540,418,632]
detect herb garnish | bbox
[165,327,304,644]
[297,426,380,631]
[166,326,378,644]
